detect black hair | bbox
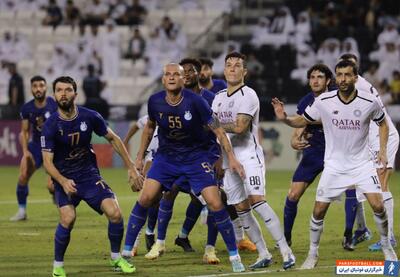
[306,63,333,80]
[199,58,213,68]
[30,75,46,84]
[339,53,358,62]
[179,58,202,73]
[224,52,247,68]
[53,76,77,92]
[335,60,358,75]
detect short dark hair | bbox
[53,76,77,92]
[224,52,247,68]
[339,53,358,62]
[307,63,333,80]
[30,75,46,84]
[179,58,202,73]
[335,60,358,75]
[199,58,213,68]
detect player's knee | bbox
[206,198,223,212]
[18,174,29,185]
[370,201,384,214]
[60,213,76,228]
[287,189,301,201]
[138,194,153,208]
[108,208,123,223]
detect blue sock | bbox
[16,183,29,208]
[283,197,298,242]
[123,202,148,251]
[180,200,203,237]
[206,213,218,246]
[108,220,124,253]
[157,199,174,240]
[212,208,238,256]
[146,206,159,234]
[345,189,357,237]
[54,224,71,262]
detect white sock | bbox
[18,207,26,214]
[121,250,131,257]
[156,239,165,246]
[355,202,367,231]
[111,252,120,260]
[373,209,389,245]
[232,218,244,243]
[237,209,271,259]
[53,261,64,267]
[382,192,394,239]
[309,215,323,255]
[134,229,142,248]
[252,201,290,255]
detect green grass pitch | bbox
[0,167,398,276]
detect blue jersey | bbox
[41,106,108,182]
[148,89,214,162]
[297,92,325,153]
[20,97,57,144]
[210,79,227,94]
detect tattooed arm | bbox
[220,113,252,135]
[135,119,156,173]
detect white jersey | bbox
[356,75,399,148]
[304,89,385,173]
[136,115,159,156]
[212,85,264,168]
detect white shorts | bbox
[316,162,382,203]
[144,136,159,162]
[369,132,399,169]
[223,164,265,205]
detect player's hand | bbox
[291,136,310,150]
[214,158,225,180]
[22,151,33,160]
[377,151,388,169]
[134,157,144,174]
[271,98,287,121]
[60,179,77,195]
[228,157,245,180]
[128,168,144,192]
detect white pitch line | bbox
[186,265,335,277]
[18,232,40,236]
[0,196,136,205]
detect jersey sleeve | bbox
[147,96,156,122]
[237,91,259,117]
[41,119,56,152]
[194,95,213,125]
[371,97,385,123]
[92,111,108,136]
[136,115,148,129]
[303,99,321,122]
[19,105,29,120]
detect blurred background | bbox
[0,0,399,169]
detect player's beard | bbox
[339,83,355,95]
[57,98,74,112]
[33,91,46,102]
[184,81,196,89]
[199,75,210,85]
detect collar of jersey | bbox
[165,91,184,106]
[336,89,358,105]
[227,84,245,97]
[57,106,79,121]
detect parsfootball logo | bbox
[332,119,361,130]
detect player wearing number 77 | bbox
[41,76,144,277]
[271,60,398,269]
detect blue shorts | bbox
[292,150,324,184]
[28,141,43,168]
[147,152,217,195]
[54,178,115,214]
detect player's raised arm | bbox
[377,117,389,168]
[136,119,156,172]
[271,97,309,128]
[42,150,77,195]
[104,127,144,191]
[123,123,140,148]
[208,114,245,179]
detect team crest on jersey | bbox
[184,111,192,121]
[229,100,235,108]
[353,109,362,117]
[44,111,51,118]
[80,121,87,131]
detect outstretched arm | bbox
[271,98,309,128]
[220,114,252,135]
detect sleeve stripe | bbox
[303,111,315,122]
[373,112,385,122]
[41,149,53,152]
